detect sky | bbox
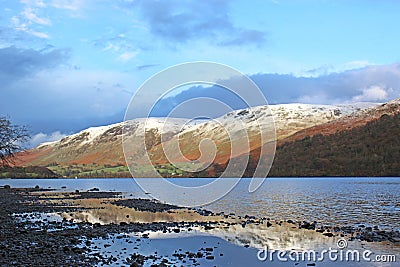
[1,0,400,147]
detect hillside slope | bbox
[279,99,399,145]
[16,118,192,167]
[126,103,376,171]
[268,112,400,176]
[235,99,400,177]
[11,102,382,177]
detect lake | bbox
[1,177,399,231]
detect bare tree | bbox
[0,117,30,167]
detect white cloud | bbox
[118,51,138,62]
[102,43,121,52]
[11,10,50,39]
[50,0,82,11]
[7,0,53,40]
[20,0,47,8]
[19,0,82,13]
[29,131,66,148]
[342,60,371,70]
[22,7,51,26]
[352,85,390,102]
[29,30,50,39]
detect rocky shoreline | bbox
[0,186,399,266]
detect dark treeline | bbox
[267,113,400,177]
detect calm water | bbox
[1,177,399,231]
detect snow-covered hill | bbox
[38,118,193,149]
[145,102,378,165]
[270,102,378,139]
[30,118,194,166]
[19,102,379,167]
[174,102,378,141]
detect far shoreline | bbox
[1,176,400,179]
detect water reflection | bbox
[3,178,400,231]
[14,190,400,262]
[62,203,221,225]
[38,195,225,225]
[207,178,400,231]
[205,222,400,256]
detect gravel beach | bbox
[1,186,399,266]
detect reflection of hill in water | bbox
[60,198,222,225]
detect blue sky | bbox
[1,0,400,146]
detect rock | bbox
[300,221,316,230]
[88,188,99,192]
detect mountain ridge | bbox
[16,102,375,166]
[10,100,398,178]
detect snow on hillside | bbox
[37,118,194,149]
[178,102,379,140]
[133,117,194,134]
[270,103,378,131]
[37,122,122,149]
[36,102,380,148]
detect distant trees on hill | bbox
[267,113,400,176]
